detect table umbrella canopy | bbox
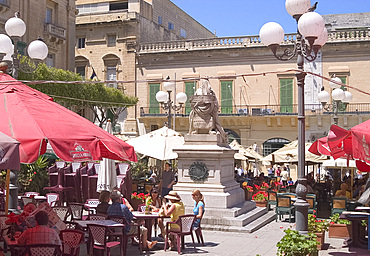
[308,136,331,156]
[327,122,370,172]
[229,140,263,160]
[262,140,327,164]
[0,131,20,170]
[127,126,185,160]
[0,73,137,163]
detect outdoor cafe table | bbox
[340,211,370,249]
[133,211,161,241]
[74,219,123,229]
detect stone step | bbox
[201,211,276,233]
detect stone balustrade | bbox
[139,29,370,53]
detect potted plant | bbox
[308,211,329,249]
[131,192,149,210]
[242,182,253,200]
[329,213,352,238]
[252,191,268,207]
[253,184,261,193]
[260,182,270,190]
[277,228,318,256]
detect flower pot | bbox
[328,223,352,239]
[130,198,144,211]
[314,232,325,250]
[244,190,253,201]
[254,201,268,207]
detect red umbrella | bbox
[308,136,331,156]
[0,73,137,163]
[327,121,370,172]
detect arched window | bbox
[262,138,290,156]
[224,129,240,144]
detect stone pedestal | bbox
[173,134,245,210]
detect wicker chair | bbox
[24,244,61,256]
[69,203,86,220]
[87,224,121,256]
[52,206,72,221]
[164,214,197,254]
[46,193,59,207]
[59,229,84,256]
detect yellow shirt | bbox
[170,201,185,230]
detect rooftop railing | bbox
[139,29,370,53]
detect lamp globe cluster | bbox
[259,0,327,49]
[0,14,48,71]
[318,76,352,105]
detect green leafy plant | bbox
[308,212,329,233]
[330,213,351,225]
[252,191,268,202]
[18,156,49,195]
[130,158,149,180]
[277,228,318,256]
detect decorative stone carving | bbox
[188,162,209,182]
[188,79,228,143]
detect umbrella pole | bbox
[5,169,10,214]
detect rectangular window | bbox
[109,2,128,11]
[77,38,85,49]
[180,28,187,38]
[107,34,116,47]
[46,8,52,23]
[46,54,55,67]
[221,81,233,114]
[158,16,162,25]
[168,22,174,30]
[107,67,117,88]
[149,83,160,114]
[280,78,293,113]
[185,82,196,114]
[76,66,86,78]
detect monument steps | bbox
[201,210,276,233]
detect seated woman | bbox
[191,189,204,228]
[96,190,110,214]
[112,187,134,211]
[145,187,165,237]
[162,191,185,250]
[335,183,351,199]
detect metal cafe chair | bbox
[276,195,295,223]
[24,244,61,256]
[331,197,347,215]
[59,229,85,256]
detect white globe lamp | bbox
[155,91,168,103]
[318,90,330,104]
[259,22,285,47]
[176,92,187,104]
[0,34,13,55]
[298,12,325,42]
[5,16,26,37]
[342,91,353,103]
[285,0,311,17]
[27,39,48,60]
[329,76,342,89]
[332,88,345,101]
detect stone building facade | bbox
[136,13,370,155]
[0,0,77,71]
[74,0,215,134]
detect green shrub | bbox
[277,229,318,256]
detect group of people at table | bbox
[4,187,205,253]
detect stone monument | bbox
[173,80,261,228]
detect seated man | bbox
[107,191,157,250]
[18,211,61,246]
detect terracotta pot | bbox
[254,201,268,207]
[314,232,325,250]
[130,198,144,211]
[244,189,253,201]
[329,223,352,239]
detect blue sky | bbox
[171,0,370,37]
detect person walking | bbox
[281,167,289,187]
[160,162,175,198]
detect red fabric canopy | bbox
[308,136,331,156]
[0,73,137,164]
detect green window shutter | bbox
[280,79,293,113]
[221,81,233,114]
[149,83,160,114]
[185,82,196,114]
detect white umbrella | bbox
[97,120,117,192]
[127,126,185,160]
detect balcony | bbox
[44,23,66,44]
[139,103,370,117]
[0,0,10,14]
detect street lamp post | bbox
[155,77,187,129]
[318,75,353,125]
[0,13,48,79]
[0,13,48,213]
[259,0,328,234]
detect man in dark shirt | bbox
[107,191,157,250]
[160,162,175,197]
